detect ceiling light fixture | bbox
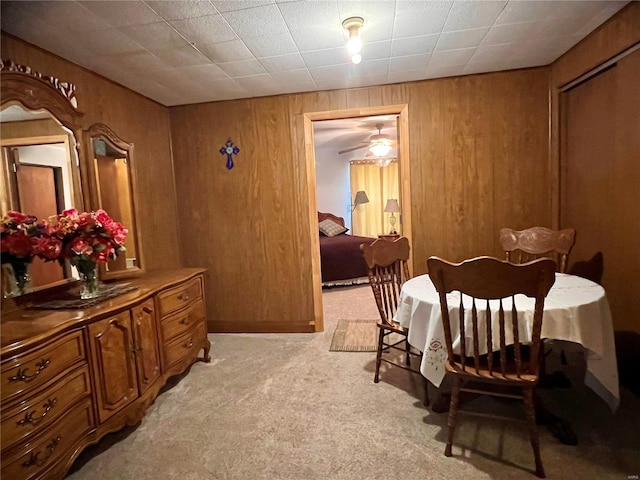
[369,141,392,157]
[342,16,364,64]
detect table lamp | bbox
[384,199,400,234]
[351,190,369,211]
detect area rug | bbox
[329,319,378,352]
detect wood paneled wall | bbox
[550,3,640,333]
[1,33,181,272]
[170,68,550,333]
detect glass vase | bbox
[78,262,101,299]
[3,260,33,298]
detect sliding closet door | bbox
[560,48,640,332]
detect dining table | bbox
[395,272,620,418]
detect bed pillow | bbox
[319,219,348,237]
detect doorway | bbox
[299,104,412,332]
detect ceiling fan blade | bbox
[338,144,370,154]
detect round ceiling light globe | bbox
[351,53,362,64]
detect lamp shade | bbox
[354,190,369,206]
[384,199,400,213]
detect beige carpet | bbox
[66,284,640,480]
[329,319,378,351]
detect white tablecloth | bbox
[395,273,619,411]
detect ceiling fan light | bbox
[351,53,362,64]
[369,143,392,157]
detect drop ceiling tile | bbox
[387,68,428,84]
[393,1,452,38]
[471,42,523,63]
[495,1,562,25]
[429,47,476,68]
[309,63,353,83]
[178,64,229,83]
[213,0,276,12]
[520,34,584,59]
[533,14,594,38]
[258,53,306,73]
[278,1,342,31]
[218,59,267,77]
[197,78,246,95]
[463,59,514,75]
[243,31,299,58]
[442,1,507,31]
[119,22,190,51]
[234,74,280,93]
[17,1,113,33]
[81,28,147,56]
[390,35,439,57]
[169,14,238,46]
[270,69,316,88]
[198,39,255,63]
[145,0,218,20]
[222,5,289,38]
[362,41,392,61]
[290,26,345,52]
[353,58,389,78]
[79,1,162,27]
[389,53,431,72]
[110,50,168,71]
[424,64,466,79]
[149,45,211,67]
[436,27,489,50]
[302,48,349,68]
[481,22,538,46]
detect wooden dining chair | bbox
[427,256,556,478]
[361,237,429,406]
[499,227,576,273]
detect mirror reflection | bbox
[84,124,142,278]
[0,103,80,293]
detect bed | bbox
[317,212,376,287]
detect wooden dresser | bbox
[0,268,209,480]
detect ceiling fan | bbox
[338,123,395,156]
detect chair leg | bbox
[405,337,411,366]
[423,376,430,407]
[444,376,461,457]
[374,327,385,383]
[524,386,546,478]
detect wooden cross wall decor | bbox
[219,139,240,170]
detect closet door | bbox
[560,48,640,331]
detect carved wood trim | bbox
[1,60,78,109]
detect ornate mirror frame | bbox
[0,65,86,213]
[82,123,144,280]
[1,63,87,300]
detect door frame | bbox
[298,104,412,332]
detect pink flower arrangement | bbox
[47,208,128,269]
[0,210,58,263]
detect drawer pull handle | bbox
[143,306,153,314]
[179,316,190,325]
[178,291,190,302]
[182,338,194,349]
[10,358,51,383]
[17,398,58,427]
[22,435,61,468]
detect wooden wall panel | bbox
[550,3,640,333]
[171,69,550,332]
[1,33,180,272]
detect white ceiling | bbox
[0,1,629,107]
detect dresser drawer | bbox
[1,331,86,404]
[160,298,205,343]
[157,276,202,317]
[163,321,207,369]
[1,366,92,451]
[1,399,94,480]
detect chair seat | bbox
[377,319,406,334]
[446,361,538,384]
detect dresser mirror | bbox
[1,68,85,295]
[83,123,143,279]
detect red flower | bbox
[34,237,62,260]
